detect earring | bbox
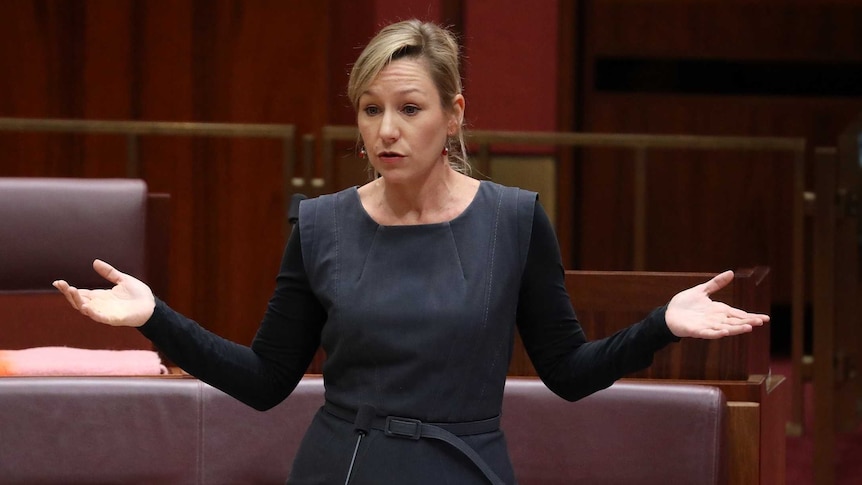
[442,146,449,156]
[359,146,367,159]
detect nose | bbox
[378,110,399,143]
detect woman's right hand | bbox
[53,259,156,328]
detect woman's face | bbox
[357,58,464,184]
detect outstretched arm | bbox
[516,203,771,402]
[53,259,155,327]
[665,270,769,339]
[52,227,325,411]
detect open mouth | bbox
[378,151,405,161]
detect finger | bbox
[61,284,89,311]
[700,270,734,296]
[719,305,770,325]
[726,307,771,323]
[52,279,68,294]
[68,285,89,311]
[697,323,753,339]
[729,316,766,327]
[719,310,761,328]
[727,314,768,326]
[720,322,754,336]
[93,259,125,285]
[53,280,81,310]
[693,327,731,339]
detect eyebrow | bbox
[361,86,426,98]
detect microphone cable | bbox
[344,405,375,485]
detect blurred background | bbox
[1,1,861,483]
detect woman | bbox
[54,19,768,484]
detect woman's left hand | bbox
[665,270,770,339]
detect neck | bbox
[381,167,459,214]
[366,165,476,226]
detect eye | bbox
[402,105,421,116]
[363,105,381,116]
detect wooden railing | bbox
[320,124,805,270]
[0,116,298,211]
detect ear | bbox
[447,94,465,136]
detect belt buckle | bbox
[384,416,422,440]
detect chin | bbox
[376,170,419,185]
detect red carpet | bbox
[774,358,862,484]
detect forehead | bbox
[364,58,438,97]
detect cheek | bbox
[418,127,443,151]
[357,120,375,143]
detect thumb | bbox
[700,270,734,296]
[92,259,126,285]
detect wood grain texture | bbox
[727,402,761,485]
[0,1,330,347]
[508,267,771,380]
[577,1,862,311]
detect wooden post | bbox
[813,147,837,485]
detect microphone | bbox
[354,404,376,435]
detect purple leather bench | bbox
[0,376,725,484]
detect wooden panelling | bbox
[727,402,761,484]
[579,94,862,306]
[327,0,376,128]
[589,0,862,61]
[509,267,771,379]
[577,1,862,309]
[0,1,140,176]
[0,1,331,347]
[139,1,330,345]
[462,0,559,132]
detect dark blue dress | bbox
[293,181,533,483]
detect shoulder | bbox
[299,186,357,214]
[479,180,538,214]
[298,187,359,249]
[478,181,540,268]
[481,179,536,197]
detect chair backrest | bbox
[0,177,148,291]
[502,377,727,485]
[0,177,167,350]
[510,267,771,380]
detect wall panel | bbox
[578,0,862,311]
[0,1,331,347]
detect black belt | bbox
[323,401,506,485]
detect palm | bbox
[53,259,155,327]
[665,270,769,339]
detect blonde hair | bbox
[348,19,470,174]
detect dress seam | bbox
[477,187,504,399]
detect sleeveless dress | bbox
[291,181,533,483]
